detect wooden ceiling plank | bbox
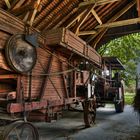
[79,0,121,7]
[91,9,102,25]
[73,5,95,34]
[37,0,64,30]
[78,30,97,36]
[86,0,136,43]
[46,1,79,30]
[95,18,140,29]
[4,0,11,9]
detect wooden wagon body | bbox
[0,9,101,126]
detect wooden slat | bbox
[137,0,140,17]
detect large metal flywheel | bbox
[5,34,37,73]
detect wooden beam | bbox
[86,0,136,43]
[95,18,140,29]
[79,0,121,7]
[10,4,33,16]
[4,0,11,9]
[73,5,95,34]
[92,29,108,48]
[29,0,42,26]
[10,0,26,10]
[91,9,102,25]
[0,74,18,79]
[66,9,86,28]
[78,30,97,36]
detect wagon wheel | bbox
[82,99,96,128]
[115,84,125,113]
[3,121,39,140]
[5,34,37,73]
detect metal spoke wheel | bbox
[3,121,39,140]
[82,98,96,128]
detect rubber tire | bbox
[115,85,125,113]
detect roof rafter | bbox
[79,0,122,7]
[91,8,102,25]
[4,0,11,9]
[86,0,136,47]
[73,5,95,34]
[95,18,140,29]
[66,9,87,28]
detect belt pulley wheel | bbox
[5,34,37,73]
[3,121,39,140]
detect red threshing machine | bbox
[0,9,125,140]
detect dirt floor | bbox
[34,105,140,140]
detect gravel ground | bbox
[34,105,140,140]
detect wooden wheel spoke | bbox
[83,99,96,127]
[3,122,39,140]
[14,128,21,140]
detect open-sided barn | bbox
[0,0,140,139]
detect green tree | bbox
[98,33,140,88]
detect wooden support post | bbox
[137,0,140,17]
[16,75,22,103]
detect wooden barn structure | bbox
[0,0,140,139]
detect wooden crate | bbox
[45,28,101,66]
[86,46,101,65]
[45,28,86,55]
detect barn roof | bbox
[1,0,139,50]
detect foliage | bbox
[98,33,140,87]
[124,92,135,105]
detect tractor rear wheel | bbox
[115,84,125,113]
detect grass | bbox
[124,92,135,105]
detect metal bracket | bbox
[25,33,39,48]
